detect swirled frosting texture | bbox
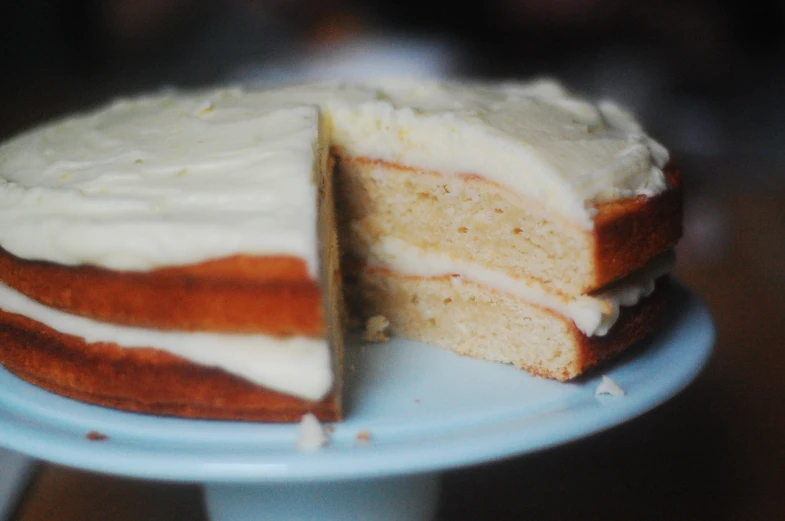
[0,79,668,271]
[325,79,668,225]
[0,88,326,274]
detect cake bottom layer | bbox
[0,309,339,422]
[353,266,669,381]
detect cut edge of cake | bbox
[335,153,682,297]
[351,266,670,381]
[334,147,680,381]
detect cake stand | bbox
[0,284,714,521]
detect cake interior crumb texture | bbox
[356,266,669,381]
[336,156,593,296]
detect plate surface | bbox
[0,284,713,483]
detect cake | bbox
[329,79,680,380]
[0,79,681,421]
[0,89,346,421]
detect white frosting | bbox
[363,235,673,337]
[296,413,329,451]
[0,87,325,275]
[0,79,668,271]
[325,78,668,227]
[0,281,332,400]
[595,375,625,396]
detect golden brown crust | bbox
[0,309,339,422]
[592,165,682,289]
[540,277,669,381]
[0,249,324,335]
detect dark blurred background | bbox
[2,0,783,171]
[3,0,783,267]
[2,2,785,521]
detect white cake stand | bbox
[0,284,713,521]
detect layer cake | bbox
[0,89,346,421]
[0,79,681,420]
[331,79,680,380]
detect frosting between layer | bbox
[362,235,674,336]
[0,281,332,400]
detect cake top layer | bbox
[323,78,669,227]
[0,79,668,270]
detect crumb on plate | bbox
[356,430,372,444]
[363,315,391,343]
[595,375,625,397]
[296,413,328,451]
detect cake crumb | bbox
[86,431,108,441]
[356,430,372,444]
[414,398,421,404]
[363,315,390,343]
[595,375,625,397]
[296,413,328,451]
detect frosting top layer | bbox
[325,78,668,226]
[0,88,325,274]
[0,79,668,271]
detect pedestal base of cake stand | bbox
[0,285,713,521]
[205,474,441,521]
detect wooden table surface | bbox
[2,95,784,521]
